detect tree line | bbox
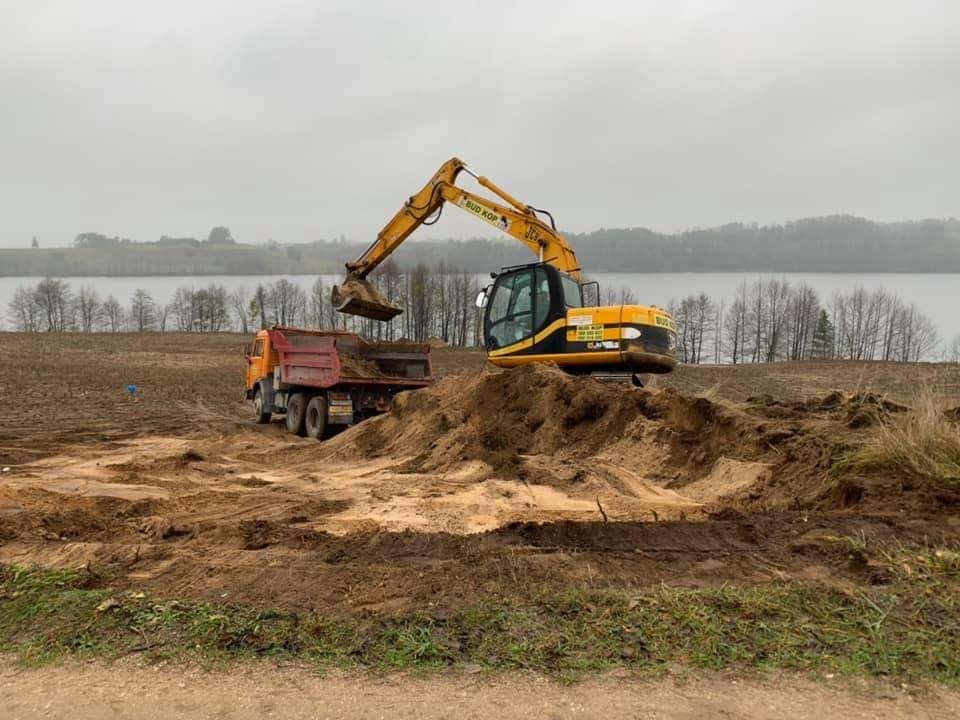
[4,270,956,363]
[2,260,486,346]
[668,280,943,364]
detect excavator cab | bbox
[479,263,678,377]
[480,264,577,350]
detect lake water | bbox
[1,273,958,343]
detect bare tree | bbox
[129,289,156,332]
[157,303,170,332]
[7,285,40,331]
[169,286,196,331]
[406,263,434,342]
[268,279,307,326]
[747,279,766,363]
[724,282,749,364]
[230,286,251,333]
[762,279,791,362]
[949,336,960,364]
[74,286,101,332]
[604,284,638,305]
[34,277,72,332]
[713,298,724,364]
[672,293,716,364]
[378,259,403,341]
[309,277,327,329]
[102,295,124,332]
[251,284,268,329]
[786,282,819,360]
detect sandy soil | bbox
[2,333,959,612]
[4,660,958,720]
[4,333,960,715]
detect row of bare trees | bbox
[7,279,127,333]
[4,273,952,362]
[2,262,486,346]
[296,261,484,345]
[668,279,941,364]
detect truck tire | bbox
[285,393,308,436]
[253,387,272,424]
[305,394,328,440]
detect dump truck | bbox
[243,326,432,438]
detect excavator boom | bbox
[333,157,581,321]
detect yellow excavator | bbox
[332,157,677,382]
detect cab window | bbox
[533,267,550,328]
[560,275,583,308]
[487,268,557,348]
[252,339,264,357]
[487,270,534,348]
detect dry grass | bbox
[836,390,960,485]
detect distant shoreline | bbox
[4,214,959,275]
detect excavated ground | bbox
[1,333,960,613]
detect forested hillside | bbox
[2,215,958,276]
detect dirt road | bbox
[4,661,957,720]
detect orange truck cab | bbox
[244,326,432,439]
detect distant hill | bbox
[2,215,958,276]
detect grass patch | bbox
[834,391,960,485]
[2,549,959,681]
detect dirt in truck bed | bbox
[1,332,960,613]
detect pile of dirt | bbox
[321,364,766,485]
[338,354,385,379]
[315,367,960,517]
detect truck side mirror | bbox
[243,342,252,358]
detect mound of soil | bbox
[321,364,767,488]
[315,365,960,517]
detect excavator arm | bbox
[334,157,582,320]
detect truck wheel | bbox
[305,395,328,440]
[253,387,271,424]
[285,393,308,436]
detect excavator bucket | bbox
[332,277,403,322]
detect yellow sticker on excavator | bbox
[575,323,603,341]
[457,197,510,232]
[654,315,677,332]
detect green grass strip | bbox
[2,563,959,682]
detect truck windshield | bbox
[560,275,583,308]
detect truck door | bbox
[246,338,266,389]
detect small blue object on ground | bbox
[126,384,138,398]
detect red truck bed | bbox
[269,328,432,390]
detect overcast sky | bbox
[1,0,956,248]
